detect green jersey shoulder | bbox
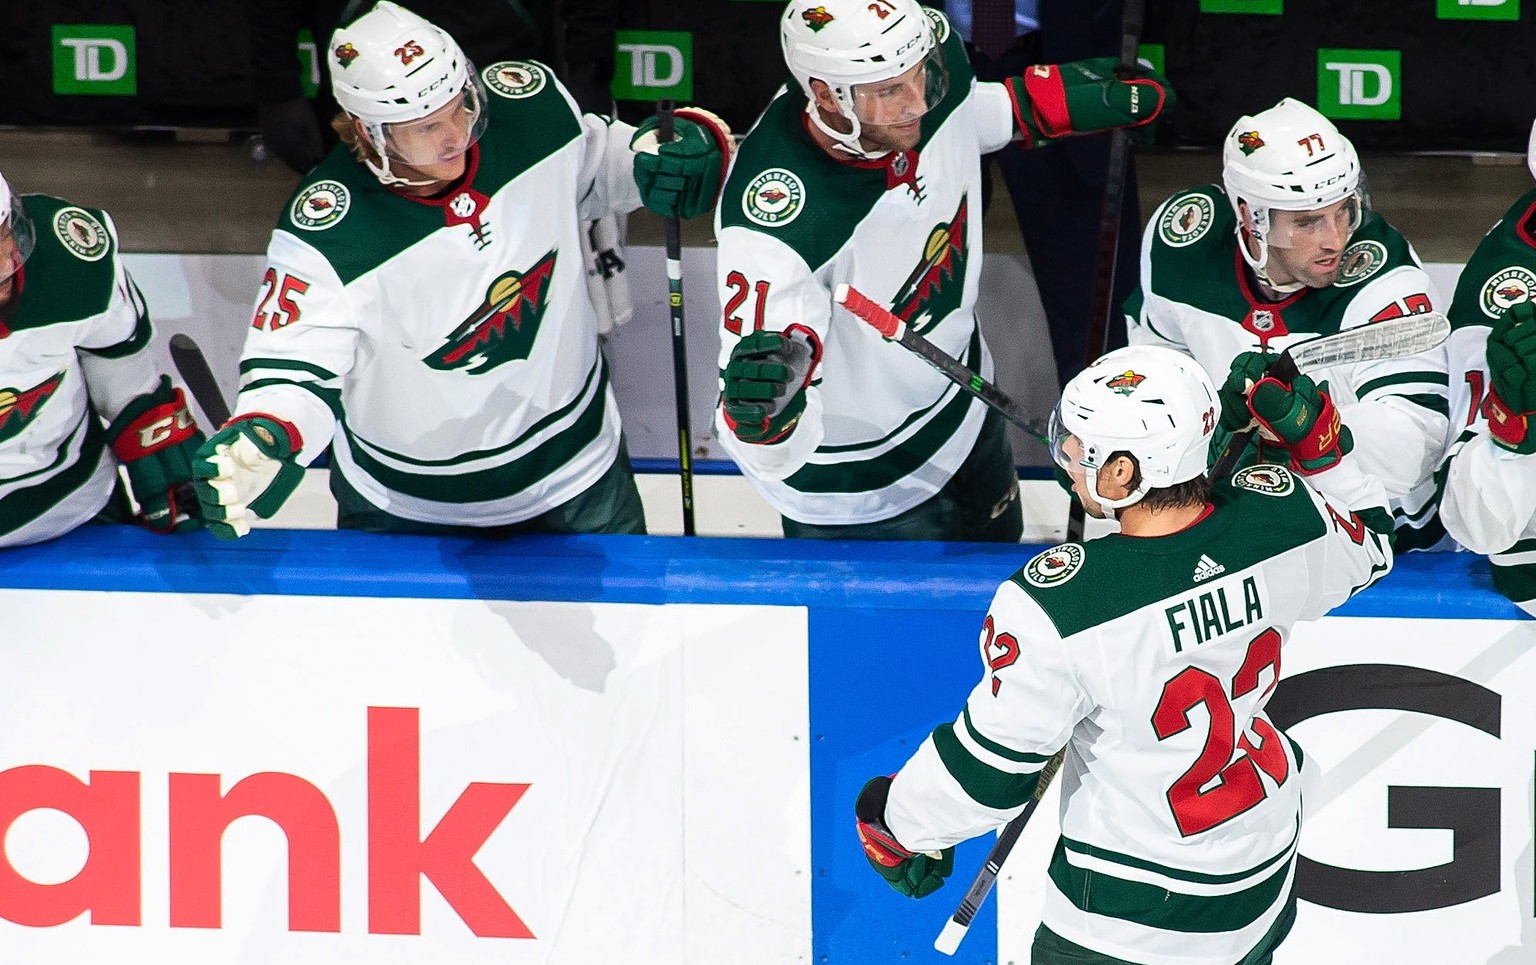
[1448,186,1536,332]
[7,195,119,332]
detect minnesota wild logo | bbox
[801,6,834,31]
[1105,370,1146,395]
[1237,131,1264,155]
[888,197,968,334]
[0,372,64,444]
[334,43,359,69]
[425,251,557,374]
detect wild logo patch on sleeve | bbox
[742,169,805,228]
[290,181,351,231]
[52,207,109,261]
[1232,464,1296,496]
[1479,266,1536,319]
[483,61,547,99]
[1333,240,1388,287]
[1157,192,1215,248]
[1023,543,1085,587]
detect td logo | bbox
[1437,0,1519,19]
[52,24,137,95]
[613,30,692,101]
[1317,48,1401,121]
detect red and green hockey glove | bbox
[1248,372,1353,475]
[722,328,820,445]
[107,376,205,534]
[1484,300,1536,454]
[854,776,953,899]
[631,107,733,219]
[192,414,306,540]
[1005,56,1173,148]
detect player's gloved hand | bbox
[1006,57,1173,147]
[108,376,206,534]
[1484,300,1536,454]
[192,415,306,540]
[722,328,821,444]
[258,97,326,174]
[631,107,733,219]
[1247,373,1353,475]
[855,776,953,899]
[1217,352,1275,435]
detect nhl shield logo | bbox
[1157,192,1214,248]
[743,169,805,228]
[483,61,546,99]
[53,207,109,261]
[1334,240,1388,287]
[1479,266,1536,319]
[1023,543,1085,588]
[290,181,350,231]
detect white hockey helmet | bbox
[780,0,948,156]
[1049,345,1219,517]
[329,1,487,182]
[1222,98,1365,273]
[0,171,36,286]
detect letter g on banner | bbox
[1267,664,1501,913]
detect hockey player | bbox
[713,0,1172,540]
[0,170,205,548]
[193,1,730,538]
[854,345,1393,964]
[1128,98,1451,550]
[1437,120,1536,614]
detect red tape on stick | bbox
[834,284,902,339]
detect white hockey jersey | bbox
[1128,186,1451,550]
[712,11,1019,525]
[234,62,640,527]
[0,195,162,547]
[1439,187,1536,614]
[885,465,1393,964]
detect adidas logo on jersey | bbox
[1193,554,1226,583]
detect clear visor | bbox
[371,73,488,166]
[1047,405,1084,474]
[1263,192,1364,250]
[0,192,37,287]
[848,50,948,129]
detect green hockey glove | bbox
[631,107,733,219]
[108,376,206,534]
[854,776,953,899]
[1248,373,1353,475]
[192,415,306,540]
[722,328,820,445]
[1484,300,1536,454]
[1005,57,1174,148]
[1218,351,1275,435]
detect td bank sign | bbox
[1317,48,1400,121]
[52,24,137,95]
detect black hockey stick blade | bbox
[169,333,231,428]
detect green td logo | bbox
[1436,0,1519,19]
[1199,0,1283,13]
[1137,43,1166,77]
[52,24,137,95]
[1317,49,1401,121]
[613,30,692,101]
[298,29,321,99]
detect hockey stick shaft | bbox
[169,333,231,428]
[1207,310,1452,481]
[934,749,1066,956]
[834,284,1048,443]
[1070,0,1146,543]
[658,100,697,536]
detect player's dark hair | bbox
[1111,451,1211,513]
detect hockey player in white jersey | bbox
[714,0,1173,540]
[1438,119,1536,613]
[0,170,206,547]
[1128,98,1451,550]
[192,1,731,538]
[854,345,1393,964]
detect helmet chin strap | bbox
[1081,464,1148,518]
[805,98,886,160]
[357,120,446,188]
[1238,217,1308,295]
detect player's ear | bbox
[1103,453,1139,500]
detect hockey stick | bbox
[657,100,697,536]
[934,749,1066,957]
[1208,310,1452,481]
[833,284,1048,443]
[1069,0,1147,543]
[169,333,231,428]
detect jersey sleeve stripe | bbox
[78,300,152,360]
[239,377,342,417]
[1061,821,1297,888]
[960,705,1054,765]
[931,722,1041,810]
[239,357,341,381]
